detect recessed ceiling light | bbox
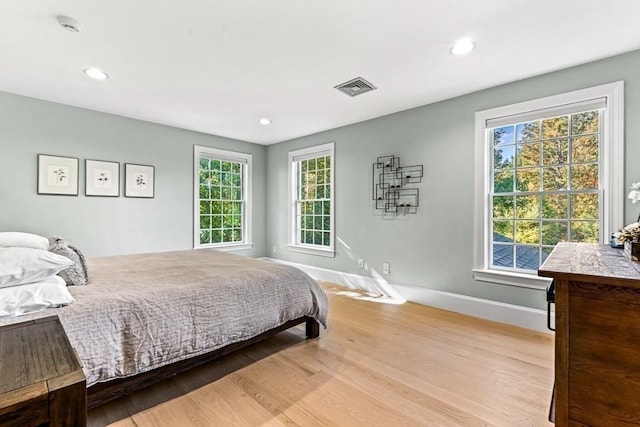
[259,118,272,126]
[450,37,476,56]
[83,68,109,80]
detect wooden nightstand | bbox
[0,316,86,427]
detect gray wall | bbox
[0,92,267,257]
[266,50,640,310]
[1,50,637,310]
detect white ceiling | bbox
[1,1,639,145]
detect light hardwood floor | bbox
[88,283,555,427]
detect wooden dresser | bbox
[539,243,640,427]
[0,316,86,427]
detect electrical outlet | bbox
[272,246,277,254]
[383,262,390,275]
[358,259,364,268]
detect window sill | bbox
[288,244,335,258]
[195,243,253,252]
[473,268,552,290]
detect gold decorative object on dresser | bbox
[539,242,640,427]
[0,316,86,427]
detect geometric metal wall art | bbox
[372,155,423,214]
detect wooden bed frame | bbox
[87,316,320,409]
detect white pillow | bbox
[0,247,74,288]
[0,232,50,250]
[0,275,74,317]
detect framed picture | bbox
[85,160,120,197]
[37,154,79,196]
[125,163,155,198]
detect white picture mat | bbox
[125,163,155,198]
[86,160,120,196]
[37,154,79,195]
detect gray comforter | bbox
[0,249,328,386]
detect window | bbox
[193,146,252,250]
[474,82,624,288]
[288,142,335,257]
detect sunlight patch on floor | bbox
[322,284,405,305]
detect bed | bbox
[0,248,328,408]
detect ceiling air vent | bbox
[334,77,377,97]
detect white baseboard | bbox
[261,257,407,303]
[262,257,554,334]
[392,283,553,333]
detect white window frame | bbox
[193,145,252,251]
[288,142,335,257]
[473,82,624,289]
